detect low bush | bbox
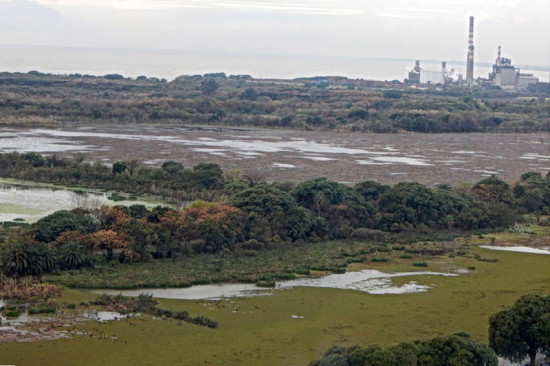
[28,303,56,314]
[370,257,390,262]
[255,280,276,288]
[0,279,62,299]
[92,293,218,328]
[107,193,127,201]
[2,309,21,317]
[412,261,428,267]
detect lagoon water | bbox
[479,245,550,255]
[90,270,458,300]
[0,183,161,223]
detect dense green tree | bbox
[354,180,389,201]
[310,345,349,366]
[33,210,98,242]
[21,152,46,167]
[311,333,497,366]
[379,182,439,227]
[513,172,550,214]
[121,219,157,261]
[294,178,356,209]
[128,204,149,219]
[471,175,513,204]
[418,333,497,366]
[190,163,224,189]
[161,160,184,174]
[230,184,297,240]
[489,294,550,366]
[240,87,258,101]
[201,79,219,95]
[231,184,296,217]
[112,161,127,174]
[293,178,373,237]
[285,206,313,240]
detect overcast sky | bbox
[0,0,548,66]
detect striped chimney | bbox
[466,16,474,86]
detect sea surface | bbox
[1,44,548,81]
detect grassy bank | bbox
[1,246,549,366]
[44,233,469,288]
[43,223,549,289]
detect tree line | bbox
[1,153,549,277]
[0,71,548,133]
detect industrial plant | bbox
[482,46,539,89]
[405,16,539,89]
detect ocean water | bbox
[1,44,547,81]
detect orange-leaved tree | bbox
[92,229,128,260]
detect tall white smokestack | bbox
[466,16,474,86]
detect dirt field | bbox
[1,125,548,185]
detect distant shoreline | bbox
[1,44,548,81]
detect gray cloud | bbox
[0,0,65,30]
[0,0,548,67]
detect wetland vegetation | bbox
[0,71,548,133]
[0,153,548,364]
[0,72,549,364]
[0,244,548,366]
[1,152,549,286]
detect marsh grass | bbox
[2,246,549,366]
[3,226,548,365]
[45,237,465,288]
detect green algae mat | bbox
[1,247,549,366]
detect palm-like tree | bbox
[1,241,55,277]
[2,242,32,277]
[58,241,87,270]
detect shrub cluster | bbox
[310,332,497,366]
[92,293,218,328]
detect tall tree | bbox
[489,294,550,366]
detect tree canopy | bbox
[311,333,497,366]
[489,293,550,366]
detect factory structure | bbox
[405,16,539,89]
[406,60,458,86]
[466,15,475,86]
[484,46,539,89]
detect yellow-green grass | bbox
[1,248,548,366]
[0,203,41,216]
[43,238,459,289]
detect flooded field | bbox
[0,126,548,185]
[91,270,459,300]
[0,182,166,223]
[479,245,550,255]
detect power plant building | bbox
[404,17,540,90]
[406,61,450,85]
[488,46,539,89]
[420,70,444,85]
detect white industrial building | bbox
[489,46,539,89]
